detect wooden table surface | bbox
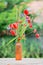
[0,58,43,65]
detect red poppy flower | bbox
[13,23,18,29]
[29,23,32,28]
[9,24,14,28]
[10,30,16,36]
[33,29,37,33]
[35,33,40,38]
[24,10,29,15]
[28,19,31,23]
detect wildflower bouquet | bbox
[7,9,40,60]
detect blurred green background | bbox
[0,0,43,58]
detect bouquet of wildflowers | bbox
[7,9,40,45]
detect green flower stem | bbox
[20,25,28,36]
[6,37,17,46]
